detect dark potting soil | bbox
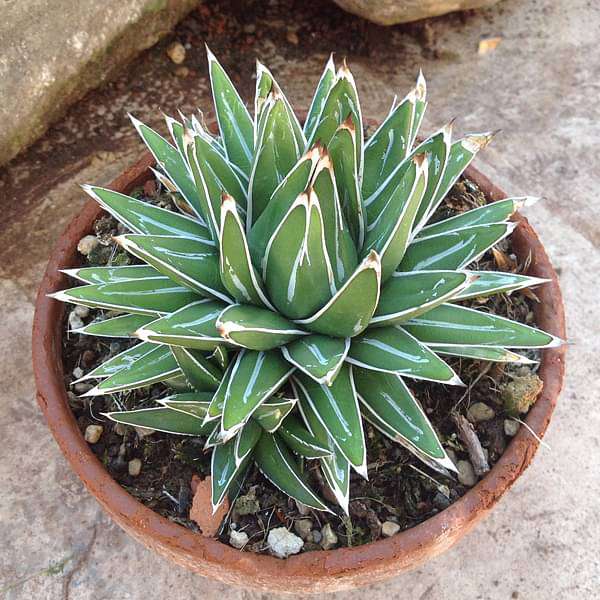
[63,176,544,552]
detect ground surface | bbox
[1,0,599,598]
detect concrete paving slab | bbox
[0,0,599,598]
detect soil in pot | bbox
[63,175,544,554]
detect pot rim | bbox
[32,153,566,591]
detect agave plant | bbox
[52,50,560,515]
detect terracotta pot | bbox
[32,153,566,593]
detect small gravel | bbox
[84,424,103,444]
[229,529,249,549]
[467,402,496,423]
[267,527,304,558]
[504,419,520,436]
[128,458,142,477]
[320,523,338,550]
[381,521,401,537]
[457,460,478,486]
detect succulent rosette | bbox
[52,50,559,514]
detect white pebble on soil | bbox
[267,527,304,558]
[229,529,249,549]
[77,235,99,256]
[320,523,338,550]
[84,424,103,444]
[72,366,84,379]
[504,419,520,436]
[467,402,496,423]
[381,521,401,537]
[68,311,84,331]
[457,460,477,486]
[128,458,142,476]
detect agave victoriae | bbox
[52,49,560,515]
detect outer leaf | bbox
[216,304,307,351]
[278,415,331,458]
[281,334,350,386]
[128,116,199,215]
[362,155,428,281]
[348,326,463,385]
[115,234,230,302]
[219,196,273,308]
[304,54,336,140]
[76,341,156,382]
[82,186,210,239]
[51,279,200,316]
[402,303,561,348]
[431,345,536,363]
[159,393,213,419]
[253,432,330,512]
[221,350,294,436]
[398,223,516,272]
[211,437,252,511]
[170,346,222,391]
[73,313,154,338]
[353,367,455,471]
[418,196,535,238]
[263,191,335,319]
[328,119,365,248]
[207,48,254,176]
[409,71,427,146]
[296,251,381,338]
[83,345,181,395]
[104,406,214,436]
[234,419,263,466]
[294,365,367,477]
[372,270,472,326]
[455,270,550,300]
[136,299,228,349]
[61,265,162,285]
[253,397,297,432]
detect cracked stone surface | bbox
[1,0,599,598]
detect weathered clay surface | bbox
[332,0,501,25]
[0,0,198,166]
[1,0,600,597]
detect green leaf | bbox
[348,326,462,385]
[82,186,210,239]
[402,303,560,348]
[362,88,418,199]
[398,223,516,272]
[128,116,199,216]
[207,48,254,177]
[73,313,154,338]
[311,154,358,287]
[247,147,320,267]
[208,345,229,370]
[278,414,331,458]
[105,406,214,436]
[216,304,307,351]
[296,251,381,338]
[263,191,335,319]
[328,120,364,248]
[362,155,428,281]
[353,368,453,468]
[281,334,350,385]
[417,132,495,230]
[234,419,263,466]
[159,393,213,419]
[304,54,336,140]
[136,299,228,349]
[253,432,330,512]
[248,98,300,226]
[51,278,200,316]
[372,270,472,326]
[409,71,427,145]
[431,345,536,363]
[221,350,294,436]
[418,196,533,239]
[455,270,549,300]
[253,397,297,432]
[294,365,367,476]
[170,346,222,391]
[61,265,162,285]
[83,345,181,395]
[219,196,273,308]
[116,234,230,302]
[211,437,252,511]
[76,341,156,381]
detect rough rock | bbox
[320,523,338,550]
[267,527,304,558]
[381,521,401,537]
[331,0,502,26]
[76,235,99,256]
[501,372,544,415]
[234,491,260,516]
[457,460,478,486]
[189,476,229,537]
[84,424,103,444]
[0,0,199,166]
[467,402,496,423]
[229,529,249,549]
